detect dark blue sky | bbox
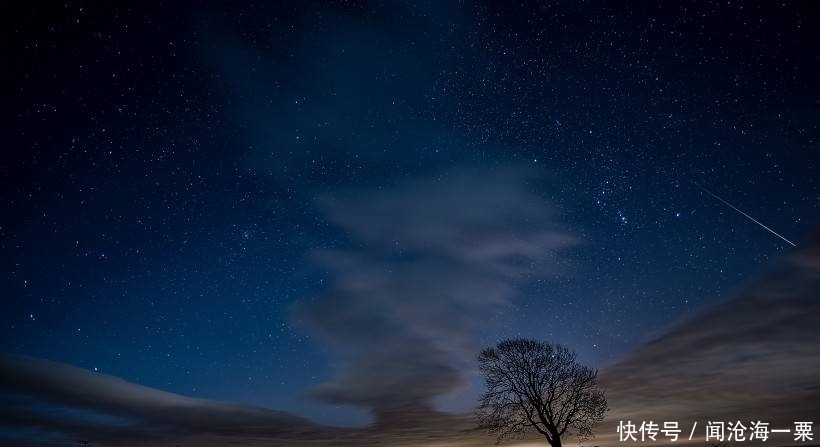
[3,1,819,428]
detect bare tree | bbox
[476,339,607,447]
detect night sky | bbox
[3,0,820,439]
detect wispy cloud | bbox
[295,166,576,422]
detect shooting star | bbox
[690,180,796,247]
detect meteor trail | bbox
[690,180,796,247]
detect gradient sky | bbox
[3,0,819,432]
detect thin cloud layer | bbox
[0,355,327,445]
[296,167,576,421]
[598,231,820,446]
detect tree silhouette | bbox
[476,339,607,447]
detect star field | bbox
[2,0,819,428]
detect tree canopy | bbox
[476,339,607,446]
